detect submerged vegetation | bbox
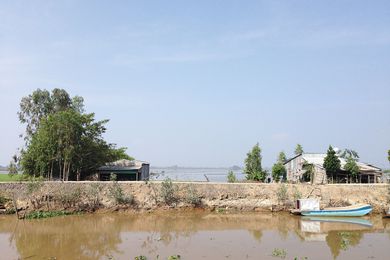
[24,210,75,219]
[272,248,287,258]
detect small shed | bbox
[97,159,150,181]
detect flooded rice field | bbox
[0,211,389,260]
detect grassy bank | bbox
[0,174,24,182]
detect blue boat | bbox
[300,204,372,217]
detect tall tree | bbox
[344,156,360,183]
[272,163,286,182]
[338,149,359,161]
[244,143,265,181]
[323,145,341,183]
[388,150,390,163]
[18,88,84,141]
[278,151,287,163]
[8,155,18,176]
[19,89,131,181]
[294,144,304,155]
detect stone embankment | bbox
[0,181,388,215]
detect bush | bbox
[56,186,82,208]
[227,171,237,183]
[276,184,288,205]
[185,184,202,207]
[86,183,103,207]
[0,193,10,205]
[108,178,133,205]
[292,186,302,201]
[26,177,44,195]
[161,178,178,205]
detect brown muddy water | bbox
[0,211,389,260]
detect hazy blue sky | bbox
[1,0,389,168]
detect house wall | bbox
[141,164,150,180]
[285,155,304,183]
[284,156,327,184]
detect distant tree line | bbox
[14,88,132,181]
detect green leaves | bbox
[19,88,132,181]
[294,144,303,155]
[344,156,359,182]
[244,143,266,182]
[323,145,341,182]
[272,163,286,182]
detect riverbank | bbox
[0,181,388,217]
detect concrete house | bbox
[284,153,383,184]
[97,159,150,181]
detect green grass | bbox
[0,174,24,182]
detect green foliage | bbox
[108,147,134,161]
[161,178,178,205]
[388,150,390,163]
[56,186,82,208]
[294,144,304,155]
[276,184,288,204]
[86,183,103,207]
[25,210,74,219]
[344,156,360,182]
[338,149,359,161]
[244,143,266,182]
[168,255,181,260]
[18,88,83,141]
[185,184,202,207]
[272,163,286,182]
[278,151,287,163]
[8,156,18,176]
[323,145,341,182]
[134,256,147,260]
[292,186,302,201]
[108,176,133,205]
[227,170,237,183]
[19,88,132,181]
[302,163,314,182]
[272,248,287,258]
[26,177,44,195]
[0,193,10,205]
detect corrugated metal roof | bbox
[98,159,149,171]
[301,153,381,172]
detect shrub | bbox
[292,186,302,201]
[0,193,10,205]
[108,178,133,205]
[56,186,82,208]
[26,177,44,195]
[86,183,103,207]
[276,184,288,204]
[227,170,237,183]
[185,184,202,207]
[161,178,178,205]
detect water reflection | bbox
[299,217,371,259]
[0,212,389,259]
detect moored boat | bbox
[300,204,372,217]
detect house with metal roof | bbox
[284,153,383,184]
[97,159,150,181]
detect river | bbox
[0,211,389,259]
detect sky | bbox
[0,0,389,168]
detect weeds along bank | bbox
[0,181,388,216]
